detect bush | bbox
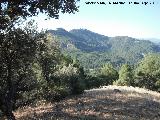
[134,73,158,90]
[98,63,119,85]
[84,76,106,89]
[43,85,70,102]
[134,54,160,91]
[69,75,85,94]
[113,79,130,86]
[114,64,134,86]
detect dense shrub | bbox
[85,76,104,89]
[134,54,160,91]
[114,64,134,86]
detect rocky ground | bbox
[14,85,160,120]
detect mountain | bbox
[48,28,160,69]
[148,38,160,43]
[48,28,110,52]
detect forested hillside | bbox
[48,28,160,69]
[2,0,160,119]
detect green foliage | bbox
[38,33,62,82]
[0,22,86,119]
[0,21,43,119]
[114,64,134,86]
[155,80,160,92]
[53,63,85,95]
[49,29,160,70]
[32,35,85,102]
[84,63,118,89]
[0,0,78,30]
[134,53,160,90]
[98,63,119,85]
[0,1,79,119]
[84,76,104,89]
[42,85,70,102]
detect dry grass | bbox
[13,85,160,120]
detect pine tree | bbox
[114,64,133,86]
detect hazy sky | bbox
[33,0,160,39]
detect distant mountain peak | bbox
[70,28,107,37]
[48,28,160,69]
[56,28,68,31]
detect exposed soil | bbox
[14,86,160,120]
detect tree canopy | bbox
[0,21,44,119]
[0,0,80,119]
[0,0,79,30]
[114,64,133,86]
[134,53,160,90]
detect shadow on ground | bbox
[16,89,160,120]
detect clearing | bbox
[14,85,160,120]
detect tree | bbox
[38,33,62,83]
[0,0,79,30]
[134,53,160,90]
[53,63,85,95]
[98,63,118,85]
[0,0,79,119]
[35,34,72,102]
[114,64,133,86]
[0,21,47,120]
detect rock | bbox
[113,89,121,93]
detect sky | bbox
[33,0,160,39]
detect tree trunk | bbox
[4,56,16,120]
[1,100,16,120]
[6,110,16,120]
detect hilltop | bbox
[14,85,160,120]
[48,28,160,69]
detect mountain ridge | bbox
[48,28,160,69]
